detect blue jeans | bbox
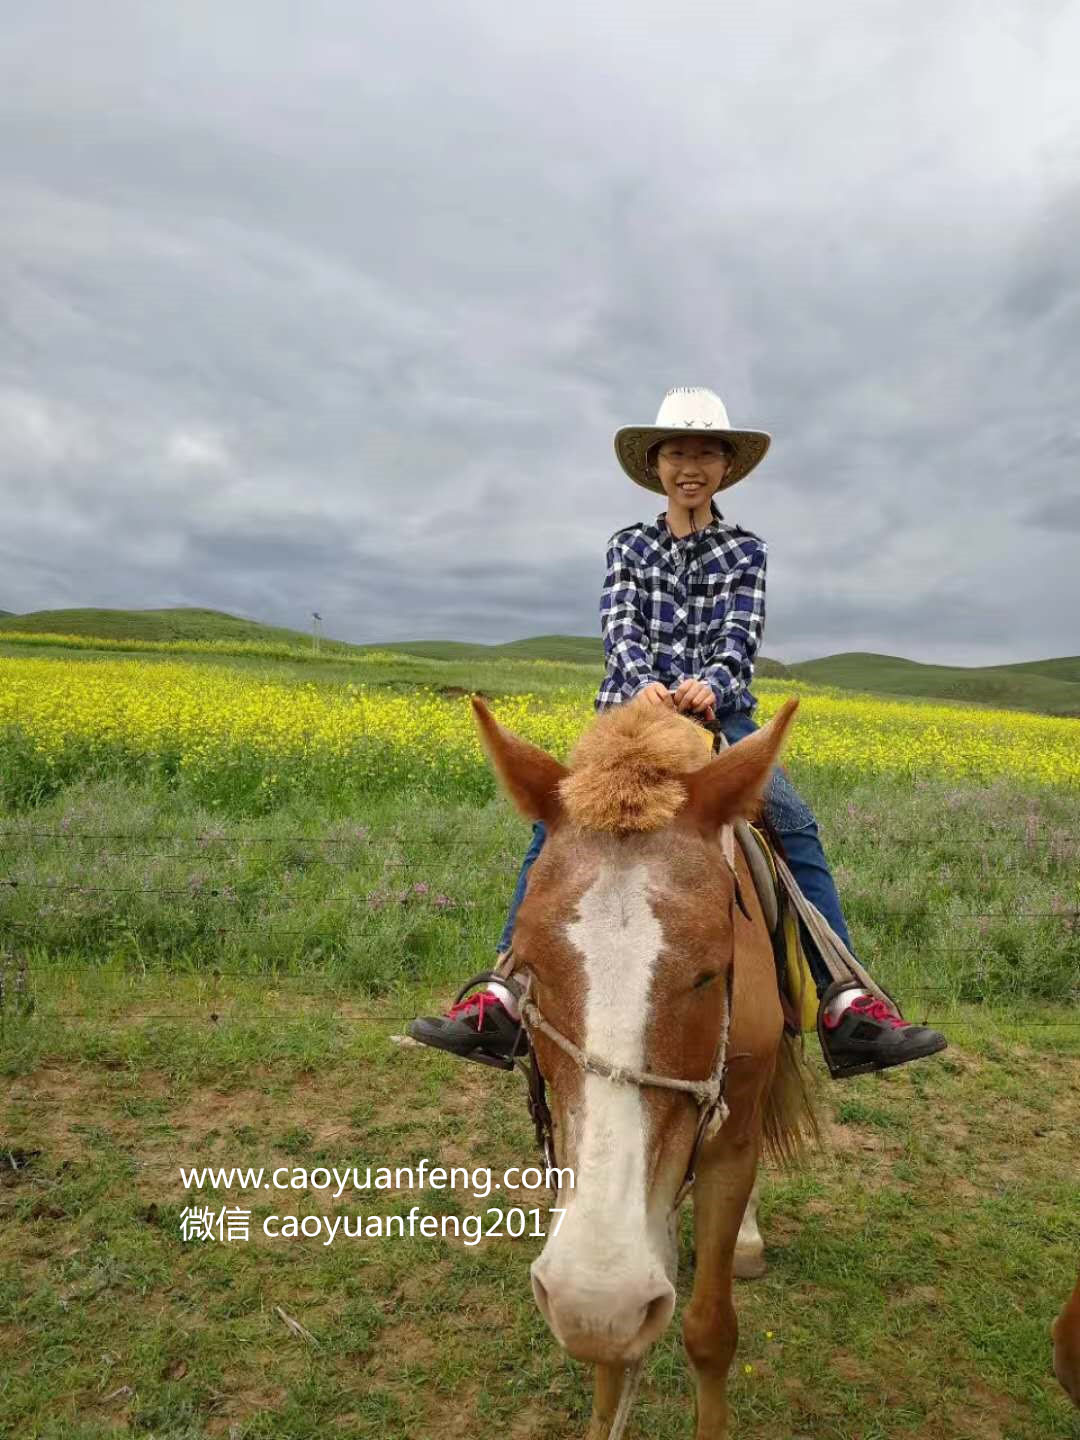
[495,710,852,997]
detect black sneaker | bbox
[408,986,525,1071]
[817,979,948,1080]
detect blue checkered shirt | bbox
[596,504,766,716]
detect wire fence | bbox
[3,826,1079,846]
[1,823,1078,1034]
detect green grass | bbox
[2,964,1078,1439]
[0,764,1077,1008]
[790,652,1080,717]
[1,775,1078,1433]
[364,635,607,664]
[1,638,1079,1436]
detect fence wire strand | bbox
[1,821,1076,1033]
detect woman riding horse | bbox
[410,385,947,1080]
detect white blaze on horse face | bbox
[569,858,658,1232]
[531,857,676,1354]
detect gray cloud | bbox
[1024,494,1080,532]
[1,0,1079,666]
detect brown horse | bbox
[472,692,818,1439]
[1053,1267,1080,1407]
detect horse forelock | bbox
[557,702,713,833]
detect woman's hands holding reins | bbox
[637,680,716,724]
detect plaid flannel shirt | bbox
[596,504,767,716]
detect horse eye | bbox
[692,971,719,990]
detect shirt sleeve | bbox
[700,541,767,710]
[600,538,658,700]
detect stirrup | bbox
[451,971,528,1072]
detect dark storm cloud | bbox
[1,0,1078,665]
[1024,494,1080,532]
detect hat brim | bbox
[614,425,771,495]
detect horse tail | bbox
[760,1028,821,1169]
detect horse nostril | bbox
[531,1269,552,1324]
[636,1284,676,1348]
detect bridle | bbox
[461,823,742,1217]
[455,817,745,1440]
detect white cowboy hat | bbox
[614,386,771,495]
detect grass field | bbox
[1,634,1078,1439]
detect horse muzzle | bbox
[530,1257,676,1363]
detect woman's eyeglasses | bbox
[656,448,730,467]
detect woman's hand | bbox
[636,681,676,709]
[672,679,716,723]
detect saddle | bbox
[691,718,816,1034]
[736,821,817,1035]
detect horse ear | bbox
[471,697,569,826]
[680,699,800,833]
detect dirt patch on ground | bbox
[923,1379,1024,1440]
[202,1378,292,1436]
[364,1319,439,1378]
[4,1062,173,1166]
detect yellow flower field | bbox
[1,655,1077,809]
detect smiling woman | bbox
[649,433,736,510]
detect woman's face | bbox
[653,437,731,508]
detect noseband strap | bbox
[517,973,729,1115]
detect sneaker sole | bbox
[822,1031,948,1081]
[406,1021,521,1069]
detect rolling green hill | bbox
[0,610,790,674]
[992,656,1080,685]
[0,611,601,666]
[0,607,360,655]
[788,652,1080,717]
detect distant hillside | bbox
[0,610,793,673]
[0,610,13,617]
[789,652,1080,718]
[356,634,789,677]
[993,656,1080,685]
[354,637,603,665]
[0,607,360,655]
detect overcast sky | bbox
[2,1,1078,665]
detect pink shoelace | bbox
[446,991,506,1031]
[844,993,911,1030]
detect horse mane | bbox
[557,700,714,833]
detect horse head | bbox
[471,692,799,1366]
